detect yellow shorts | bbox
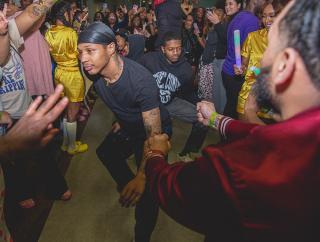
[237,77,256,115]
[54,66,85,102]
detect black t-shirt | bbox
[138,51,193,104]
[93,57,171,138]
[127,34,145,61]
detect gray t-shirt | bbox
[0,19,31,119]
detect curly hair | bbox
[279,0,320,89]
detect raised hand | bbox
[206,10,220,25]
[0,3,8,35]
[4,84,68,155]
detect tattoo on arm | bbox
[138,108,162,175]
[31,4,48,17]
[142,108,162,138]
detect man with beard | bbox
[141,1,320,241]
[78,22,171,242]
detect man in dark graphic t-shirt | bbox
[139,31,207,161]
[78,22,171,242]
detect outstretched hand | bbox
[4,84,68,155]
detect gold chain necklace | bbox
[105,62,124,86]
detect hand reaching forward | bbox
[4,84,68,155]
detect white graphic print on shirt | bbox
[153,71,181,104]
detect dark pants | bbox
[1,119,68,202]
[222,71,244,119]
[96,130,159,242]
[2,147,68,202]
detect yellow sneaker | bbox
[61,141,82,152]
[67,142,88,155]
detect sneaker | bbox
[61,141,82,152]
[67,142,89,155]
[177,153,193,162]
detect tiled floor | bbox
[38,98,219,242]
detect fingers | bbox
[40,128,59,147]
[120,187,139,207]
[36,84,65,116]
[44,97,68,124]
[25,96,43,116]
[3,4,7,17]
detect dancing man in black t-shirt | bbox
[78,22,171,242]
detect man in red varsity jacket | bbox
[141,1,320,241]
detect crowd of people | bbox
[0,0,319,241]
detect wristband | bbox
[208,112,218,127]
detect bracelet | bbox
[208,112,218,127]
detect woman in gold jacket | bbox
[45,1,88,155]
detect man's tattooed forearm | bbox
[142,108,161,138]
